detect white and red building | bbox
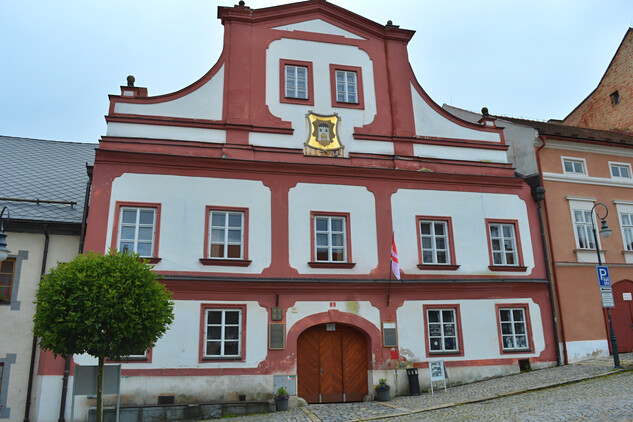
[34,0,556,418]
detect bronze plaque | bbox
[271,307,283,321]
[269,323,285,350]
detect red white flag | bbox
[391,232,400,280]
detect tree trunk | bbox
[96,356,104,422]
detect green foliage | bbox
[33,250,174,361]
[273,386,288,400]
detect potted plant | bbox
[374,378,391,401]
[273,386,289,411]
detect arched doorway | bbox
[611,280,633,353]
[297,323,369,403]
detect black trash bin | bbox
[406,368,420,395]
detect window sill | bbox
[199,259,251,267]
[428,351,462,356]
[488,265,527,272]
[501,348,532,354]
[417,264,460,271]
[332,101,364,110]
[308,261,356,268]
[143,257,161,264]
[280,96,314,106]
[201,356,244,362]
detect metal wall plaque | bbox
[269,323,285,350]
[382,322,398,347]
[271,307,283,321]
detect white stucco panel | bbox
[114,65,224,120]
[286,301,381,333]
[74,301,268,369]
[108,174,271,273]
[105,122,226,143]
[288,183,378,274]
[251,39,376,154]
[397,299,545,362]
[272,19,366,40]
[411,84,501,143]
[392,189,534,275]
[413,143,508,163]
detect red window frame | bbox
[416,216,459,270]
[111,201,162,263]
[485,219,527,272]
[279,59,314,106]
[423,304,464,357]
[199,304,247,362]
[200,206,251,267]
[495,303,534,354]
[106,349,153,364]
[308,211,355,268]
[329,64,365,110]
[0,258,16,304]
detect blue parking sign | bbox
[596,266,611,287]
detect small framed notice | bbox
[382,322,398,347]
[269,323,285,350]
[623,292,632,301]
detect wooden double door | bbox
[297,324,368,403]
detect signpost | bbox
[596,266,615,308]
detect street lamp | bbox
[590,202,621,369]
[0,206,10,262]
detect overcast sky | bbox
[1,0,632,144]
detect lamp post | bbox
[0,206,10,262]
[590,202,621,369]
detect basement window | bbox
[610,90,620,105]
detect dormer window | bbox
[610,90,620,105]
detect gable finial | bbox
[127,75,135,87]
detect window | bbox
[610,163,631,179]
[562,158,586,175]
[279,59,313,105]
[416,216,459,270]
[488,222,519,266]
[114,203,161,259]
[610,90,620,105]
[329,64,364,109]
[203,308,243,359]
[208,210,245,259]
[0,258,15,304]
[495,304,533,353]
[573,210,595,249]
[425,307,460,354]
[314,215,347,262]
[335,70,357,103]
[285,65,307,99]
[621,213,633,251]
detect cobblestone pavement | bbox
[205,353,633,422]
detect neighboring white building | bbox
[0,136,94,421]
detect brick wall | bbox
[563,29,633,132]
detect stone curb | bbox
[346,368,629,422]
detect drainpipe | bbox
[532,187,562,366]
[535,135,568,364]
[58,164,93,422]
[23,225,49,422]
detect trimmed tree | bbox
[33,250,174,422]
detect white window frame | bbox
[335,70,358,104]
[427,308,458,353]
[204,308,242,358]
[209,210,244,259]
[118,207,156,257]
[572,209,596,250]
[488,223,519,266]
[285,64,308,99]
[499,308,529,351]
[314,215,347,262]
[561,156,587,175]
[620,212,633,251]
[609,162,632,179]
[420,220,450,264]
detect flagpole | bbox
[387,257,392,305]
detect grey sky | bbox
[1,0,632,144]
